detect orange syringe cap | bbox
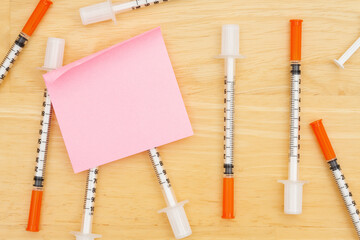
[222,178,234,219]
[310,119,336,161]
[290,19,303,61]
[22,0,53,37]
[26,190,43,232]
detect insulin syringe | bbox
[72,168,101,240]
[0,0,52,85]
[26,37,65,232]
[217,24,244,219]
[311,119,360,237]
[79,0,168,25]
[279,19,307,215]
[148,148,192,239]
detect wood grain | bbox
[1,0,360,239]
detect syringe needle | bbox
[217,24,244,219]
[72,168,101,240]
[0,0,52,85]
[26,38,65,232]
[148,148,192,239]
[79,0,169,25]
[311,119,360,237]
[279,19,306,215]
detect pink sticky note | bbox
[43,28,193,173]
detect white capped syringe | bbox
[148,148,191,239]
[217,24,244,219]
[26,37,65,232]
[79,0,169,25]
[72,168,101,240]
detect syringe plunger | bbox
[71,232,101,240]
[159,200,191,239]
[278,180,305,214]
[80,0,115,25]
[219,24,244,58]
[40,37,65,71]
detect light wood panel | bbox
[1,0,360,239]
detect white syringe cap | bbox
[71,231,101,240]
[40,37,65,71]
[79,0,116,25]
[219,24,245,58]
[278,180,307,214]
[158,200,192,239]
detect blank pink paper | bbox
[43,27,193,173]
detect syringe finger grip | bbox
[158,200,192,239]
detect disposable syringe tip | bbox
[79,0,116,25]
[26,190,43,232]
[222,178,234,219]
[310,119,336,161]
[290,19,303,61]
[219,24,244,58]
[40,37,65,71]
[22,0,53,36]
[71,232,101,240]
[158,200,192,239]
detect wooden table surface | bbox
[1,0,360,239]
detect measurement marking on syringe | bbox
[0,34,28,83]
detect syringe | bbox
[79,0,169,25]
[71,168,102,240]
[217,24,244,219]
[279,19,307,215]
[148,148,192,239]
[310,119,360,237]
[0,0,52,85]
[26,37,65,232]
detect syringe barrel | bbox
[80,0,168,25]
[328,160,360,236]
[0,33,28,84]
[148,148,177,207]
[288,62,301,181]
[112,0,168,14]
[112,2,135,14]
[71,168,101,240]
[223,57,235,176]
[81,168,99,234]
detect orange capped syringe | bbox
[0,0,52,85]
[279,19,307,215]
[311,119,360,237]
